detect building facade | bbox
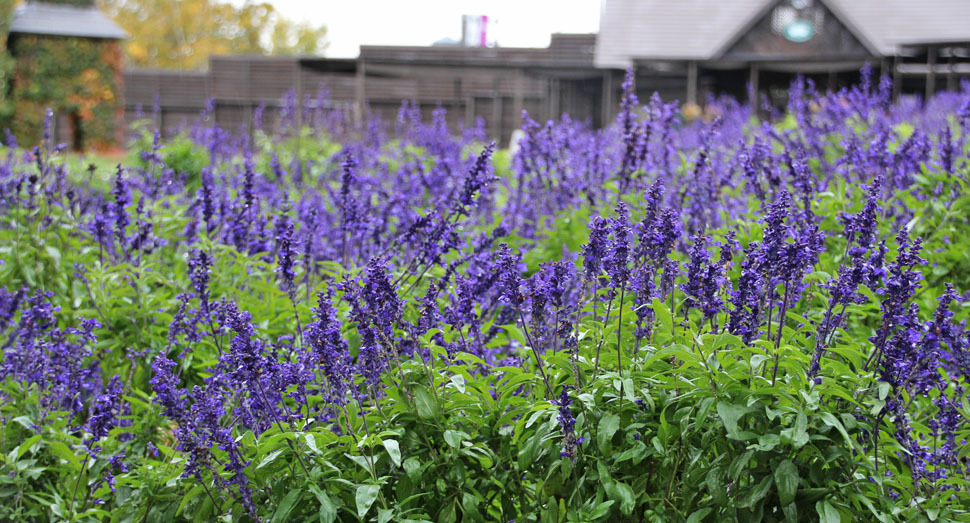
[123,0,970,144]
[6,1,127,149]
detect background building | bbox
[90,0,970,145]
[597,0,970,109]
[5,0,127,149]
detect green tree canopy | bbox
[98,0,328,69]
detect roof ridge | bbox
[10,1,127,40]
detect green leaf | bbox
[706,468,728,505]
[792,410,809,448]
[740,475,772,508]
[443,430,462,449]
[652,298,672,335]
[304,433,321,455]
[438,500,457,523]
[782,502,798,522]
[355,484,381,519]
[15,434,42,460]
[687,508,712,523]
[449,374,466,393]
[597,413,620,455]
[271,490,302,523]
[588,500,614,520]
[605,480,635,516]
[774,460,799,506]
[402,457,422,481]
[517,427,546,470]
[877,382,891,401]
[716,401,751,439]
[307,485,337,523]
[414,386,440,420]
[816,500,840,523]
[256,449,284,469]
[383,439,402,467]
[820,412,853,447]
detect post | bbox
[947,53,956,91]
[513,70,525,122]
[355,59,367,124]
[492,77,502,143]
[601,70,614,127]
[892,54,901,102]
[550,77,560,121]
[687,61,698,106]
[296,62,304,127]
[465,95,474,128]
[453,77,463,125]
[926,45,937,100]
[748,63,759,104]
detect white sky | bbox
[249,0,603,57]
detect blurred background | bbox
[1,0,969,151]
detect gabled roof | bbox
[830,0,970,55]
[595,0,775,68]
[9,1,127,40]
[595,0,970,68]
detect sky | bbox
[247,0,603,58]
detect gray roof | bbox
[9,1,127,40]
[595,0,970,68]
[830,1,970,53]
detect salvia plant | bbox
[0,71,970,522]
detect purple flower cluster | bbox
[553,386,582,460]
[2,291,103,418]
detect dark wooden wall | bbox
[122,34,604,145]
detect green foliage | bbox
[0,115,969,521]
[0,0,19,125]
[98,0,328,70]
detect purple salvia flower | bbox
[168,292,200,348]
[188,250,212,317]
[87,202,112,259]
[940,126,954,175]
[553,386,581,460]
[729,243,764,344]
[198,166,216,234]
[85,375,125,456]
[305,289,352,406]
[582,216,610,280]
[275,212,297,300]
[111,165,131,257]
[617,67,641,193]
[149,356,185,420]
[0,286,26,332]
[339,152,359,262]
[361,257,402,340]
[606,202,631,290]
[455,142,496,213]
[867,228,926,370]
[497,245,525,308]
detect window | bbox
[770,0,824,43]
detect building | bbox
[124,0,970,144]
[597,0,970,108]
[6,0,127,149]
[125,33,602,144]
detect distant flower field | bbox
[1,68,970,521]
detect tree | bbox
[97,0,328,70]
[0,0,18,126]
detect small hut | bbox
[5,0,127,150]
